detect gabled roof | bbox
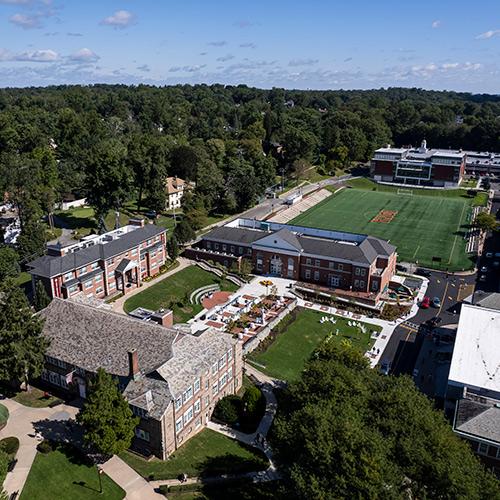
[28,224,166,278]
[40,299,177,377]
[455,398,500,444]
[204,226,264,246]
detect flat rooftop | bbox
[448,303,500,395]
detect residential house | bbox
[39,299,243,459]
[165,177,190,210]
[27,219,167,300]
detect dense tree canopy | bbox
[0,84,499,237]
[272,342,500,500]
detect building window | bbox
[64,272,73,281]
[354,280,359,288]
[182,386,193,403]
[205,379,209,390]
[338,263,343,271]
[194,378,201,393]
[305,269,311,280]
[175,397,182,410]
[175,417,183,433]
[91,262,99,270]
[222,244,227,252]
[95,274,102,282]
[218,354,226,370]
[84,280,93,289]
[69,285,78,294]
[227,348,233,363]
[359,281,365,289]
[109,282,116,290]
[135,428,150,441]
[131,249,138,256]
[238,247,243,255]
[212,382,219,396]
[314,271,320,281]
[195,417,202,428]
[360,268,366,276]
[478,442,488,455]
[183,406,194,425]
[206,241,212,249]
[95,287,103,294]
[205,395,210,407]
[214,243,219,250]
[329,262,334,269]
[306,258,311,265]
[194,399,201,414]
[315,259,320,267]
[372,281,379,291]
[230,245,235,253]
[212,362,218,374]
[108,270,114,278]
[107,258,114,265]
[355,268,360,276]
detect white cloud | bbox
[432,20,441,29]
[239,42,256,49]
[9,13,40,29]
[476,29,500,39]
[169,64,206,73]
[69,48,99,63]
[289,58,319,67]
[208,40,227,47]
[100,10,135,29]
[216,54,234,62]
[137,64,150,72]
[13,49,58,62]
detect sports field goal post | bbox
[397,188,413,196]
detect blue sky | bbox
[0,0,499,92]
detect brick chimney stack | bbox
[128,349,140,380]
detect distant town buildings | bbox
[371,140,500,187]
[446,303,500,472]
[186,218,397,304]
[27,219,167,300]
[39,299,242,459]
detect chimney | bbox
[128,349,140,380]
[128,218,145,228]
[151,309,173,328]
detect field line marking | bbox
[447,202,468,265]
[412,244,420,260]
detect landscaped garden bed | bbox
[120,429,268,480]
[247,308,381,381]
[123,265,238,322]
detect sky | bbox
[0,0,499,93]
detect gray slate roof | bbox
[455,398,500,444]
[28,224,166,278]
[40,299,177,376]
[204,224,395,265]
[123,376,173,420]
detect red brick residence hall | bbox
[27,219,167,300]
[186,218,397,302]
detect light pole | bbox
[97,465,104,494]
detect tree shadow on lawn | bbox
[197,451,269,479]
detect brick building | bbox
[39,299,243,459]
[185,218,397,303]
[27,219,167,300]
[370,140,466,187]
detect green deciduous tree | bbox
[77,368,139,456]
[475,211,497,232]
[173,219,195,244]
[166,235,179,261]
[0,280,49,389]
[272,342,500,500]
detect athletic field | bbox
[291,180,486,271]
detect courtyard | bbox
[247,308,381,381]
[123,265,239,323]
[291,178,487,271]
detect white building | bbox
[165,177,190,210]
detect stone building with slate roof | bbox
[185,218,397,303]
[27,219,167,301]
[39,299,243,459]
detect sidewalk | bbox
[0,398,79,497]
[111,257,190,314]
[101,455,163,500]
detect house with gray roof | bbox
[27,219,167,301]
[39,299,243,459]
[185,218,397,305]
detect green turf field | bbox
[291,179,483,271]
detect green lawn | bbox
[120,429,268,480]
[123,265,238,322]
[0,404,8,428]
[247,308,380,381]
[292,178,485,271]
[12,387,62,408]
[20,445,125,500]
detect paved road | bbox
[381,269,476,376]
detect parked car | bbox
[485,252,493,258]
[420,296,431,309]
[380,360,391,376]
[412,368,419,379]
[494,252,500,258]
[415,268,431,277]
[479,274,487,282]
[426,316,442,328]
[481,266,488,273]
[145,210,157,219]
[432,297,441,308]
[494,261,500,268]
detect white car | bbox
[481,266,488,273]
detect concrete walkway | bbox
[0,398,79,497]
[111,257,191,314]
[101,456,163,499]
